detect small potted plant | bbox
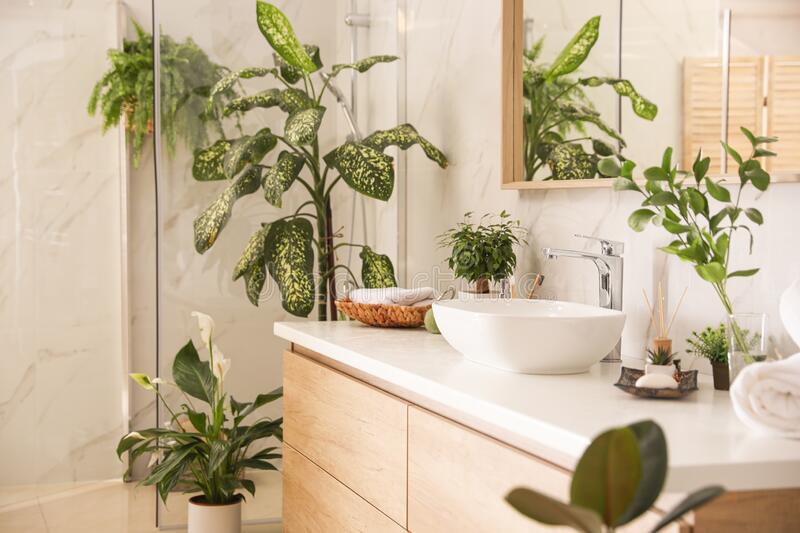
[438,211,526,297]
[118,311,282,533]
[687,323,729,390]
[645,345,679,376]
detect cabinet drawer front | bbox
[283,350,407,526]
[283,445,405,533]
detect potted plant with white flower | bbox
[118,312,282,533]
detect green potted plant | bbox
[687,324,730,390]
[118,311,282,533]
[507,420,723,532]
[88,19,236,167]
[192,1,447,321]
[522,16,657,181]
[437,211,527,297]
[645,345,678,376]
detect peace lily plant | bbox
[118,312,282,531]
[192,1,447,320]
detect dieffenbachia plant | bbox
[523,16,657,181]
[600,127,777,358]
[507,420,724,532]
[193,1,447,320]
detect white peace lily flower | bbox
[213,346,231,381]
[151,377,164,385]
[126,431,146,440]
[191,311,215,349]
[147,450,164,468]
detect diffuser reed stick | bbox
[642,283,687,339]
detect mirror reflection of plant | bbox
[437,211,527,293]
[686,324,728,364]
[522,17,657,181]
[88,19,237,167]
[192,2,447,320]
[117,312,282,505]
[604,127,776,359]
[507,420,723,532]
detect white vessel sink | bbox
[432,299,626,374]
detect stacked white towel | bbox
[730,352,800,439]
[349,287,435,307]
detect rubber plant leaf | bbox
[363,123,448,169]
[223,128,277,178]
[580,77,658,120]
[172,340,217,404]
[547,143,597,180]
[265,218,315,317]
[193,165,262,253]
[207,67,276,111]
[193,139,233,181]
[360,246,397,288]
[650,486,724,533]
[232,226,270,306]
[262,150,305,207]
[256,1,317,73]
[570,426,642,527]
[284,106,326,146]
[545,16,600,81]
[273,45,322,84]
[223,89,282,116]
[614,421,668,526]
[323,142,395,201]
[330,55,399,76]
[506,488,603,533]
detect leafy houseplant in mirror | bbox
[506,420,724,532]
[192,1,447,321]
[522,16,657,181]
[603,127,777,384]
[437,211,526,298]
[117,312,282,533]
[687,323,730,390]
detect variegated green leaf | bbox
[193,139,233,181]
[265,218,315,317]
[273,45,321,84]
[547,143,598,180]
[223,89,282,116]
[284,106,325,146]
[360,246,397,288]
[330,55,398,76]
[207,67,276,111]
[233,226,270,306]
[223,128,277,178]
[262,151,304,207]
[560,105,626,147]
[323,142,395,201]
[545,16,600,81]
[580,77,658,120]
[193,166,262,253]
[256,1,317,73]
[363,123,448,169]
[277,88,314,113]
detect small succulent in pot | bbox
[438,211,527,295]
[645,345,679,377]
[687,323,730,390]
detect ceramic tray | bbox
[614,367,699,399]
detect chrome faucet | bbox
[541,235,624,362]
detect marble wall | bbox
[403,0,800,372]
[0,0,126,486]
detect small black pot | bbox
[711,361,730,391]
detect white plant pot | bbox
[188,495,242,533]
[645,363,674,376]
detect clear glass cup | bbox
[728,313,767,383]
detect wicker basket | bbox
[335,298,430,328]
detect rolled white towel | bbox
[349,287,435,307]
[730,352,800,439]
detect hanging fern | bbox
[88,20,237,167]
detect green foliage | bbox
[522,17,656,181]
[686,324,728,364]
[194,2,446,318]
[88,19,234,168]
[646,346,677,366]
[118,314,282,505]
[507,420,723,531]
[438,212,527,286]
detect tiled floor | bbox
[0,474,282,533]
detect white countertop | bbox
[274,320,800,493]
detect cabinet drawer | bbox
[283,350,407,526]
[283,444,405,533]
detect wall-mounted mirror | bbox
[502,0,800,189]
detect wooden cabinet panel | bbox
[283,444,405,533]
[283,350,408,526]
